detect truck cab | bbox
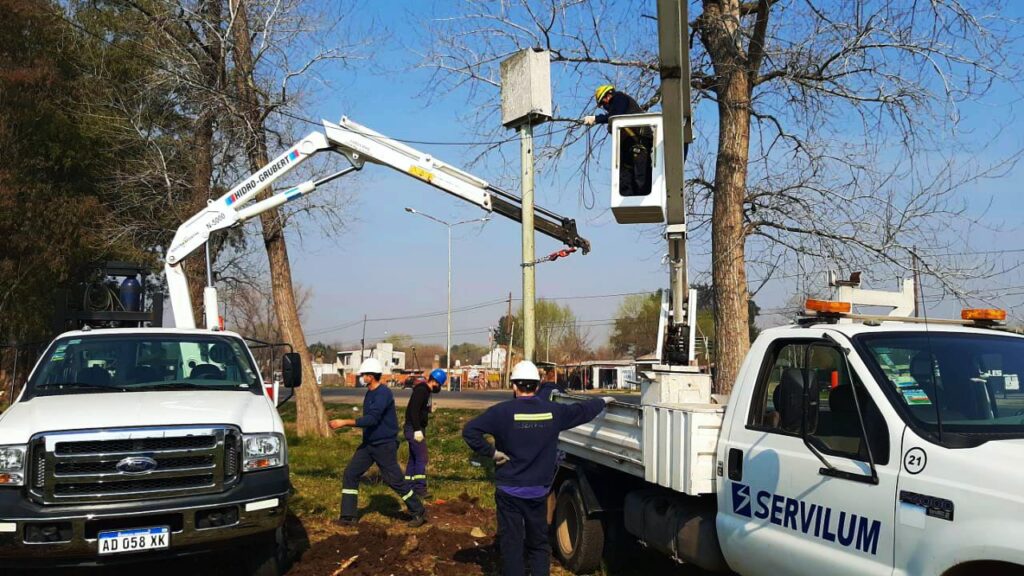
[0,328,300,573]
[718,318,1024,576]
[552,298,1024,576]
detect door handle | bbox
[728,448,743,481]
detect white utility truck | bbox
[0,116,587,572]
[550,2,1024,574]
[552,284,1024,576]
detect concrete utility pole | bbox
[405,207,489,390]
[500,48,552,364]
[360,314,367,363]
[520,123,536,361]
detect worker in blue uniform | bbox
[404,368,445,499]
[463,360,611,576]
[330,357,426,527]
[584,84,652,197]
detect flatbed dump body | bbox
[555,393,724,495]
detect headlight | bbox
[242,434,285,472]
[0,446,26,486]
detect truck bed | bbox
[555,394,724,495]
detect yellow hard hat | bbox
[594,84,614,103]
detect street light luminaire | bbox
[404,207,489,391]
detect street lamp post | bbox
[405,207,489,391]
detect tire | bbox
[244,528,285,576]
[553,479,604,574]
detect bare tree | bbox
[226,0,365,436]
[420,0,1024,392]
[82,0,365,435]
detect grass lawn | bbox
[280,402,497,521]
[280,401,700,576]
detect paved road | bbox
[320,386,639,409]
[321,387,512,409]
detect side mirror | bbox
[282,353,302,388]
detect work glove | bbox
[413,430,425,443]
[583,115,596,126]
[603,396,616,405]
[493,450,510,466]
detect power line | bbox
[305,298,508,337]
[925,248,1024,257]
[57,12,575,148]
[306,289,664,338]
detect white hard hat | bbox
[511,360,540,382]
[358,357,384,375]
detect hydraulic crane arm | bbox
[321,118,589,254]
[165,116,590,329]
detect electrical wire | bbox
[57,12,577,149]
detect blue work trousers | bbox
[403,425,429,492]
[341,441,424,518]
[496,490,550,576]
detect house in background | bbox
[336,342,405,377]
[480,346,508,370]
[563,359,637,390]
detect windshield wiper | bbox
[130,381,235,391]
[36,382,127,394]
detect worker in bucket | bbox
[404,368,445,499]
[583,84,653,197]
[462,361,611,576]
[330,357,427,527]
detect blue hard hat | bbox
[430,368,448,385]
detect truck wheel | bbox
[245,528,285,576]
[553,479,604,574]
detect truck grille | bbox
[28,426,240,505]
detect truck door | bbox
[718,336,898,576]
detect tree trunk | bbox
[711,73,752,394]
[700,0,753,394]
[184,110,215,326]
[228,0,329,437]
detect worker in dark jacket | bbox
[537,363,562,402]
[404,368,445,499]
[463,361,610,576]
[330,358,426,527]
[584,84,652,197]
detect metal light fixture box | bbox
[500,48,552,128]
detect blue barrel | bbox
[119,276,142,311]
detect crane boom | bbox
[165,116,590,329]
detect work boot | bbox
[414,488,433,501]
[406,513,427,528]
[333,516,358,527]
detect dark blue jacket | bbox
[463,396,605,487]
[595,91,643,132]
[356,384,400,445]
[538,382,562,402]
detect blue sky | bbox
[253,0,1024,350]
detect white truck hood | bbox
[0,391,281,444]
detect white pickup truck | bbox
[0,327,300,574]
[551,300,1024,576]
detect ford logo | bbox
[115,456,158,475]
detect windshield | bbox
[857,332,1024,436]
[26,334,261,397]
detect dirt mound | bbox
[441,492,481,516]
[288,494,499,576]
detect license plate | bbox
[97,526,169,555]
